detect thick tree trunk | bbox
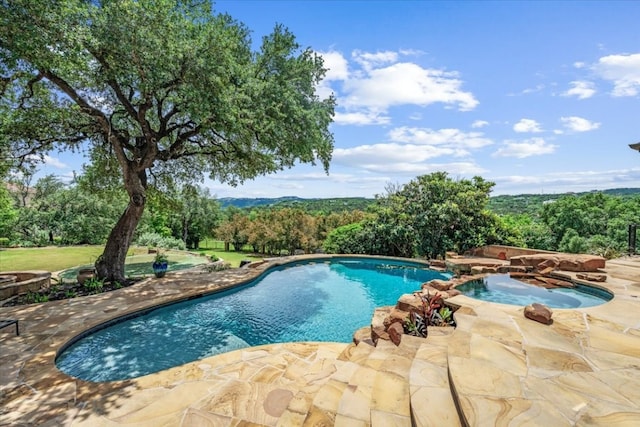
[95,169,147,283]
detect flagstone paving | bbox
[1,255,639,426]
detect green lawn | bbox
[194,238,263,267]
[0,242,263,273]
[0,246,146,272]
[57,252,210,282]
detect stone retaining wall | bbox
[467,245,557,260]
[0,271,51,300]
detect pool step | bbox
[277,328,463,426]
[296,339,417,426]
[407,331,462,427]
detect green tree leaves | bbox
[1,0,335,281]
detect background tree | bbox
[0,185,16,240]
[323,172,513,259]
[398,172,499,258]
[1,0,334,281]
[10,175,124,246]
[216,211,250,251]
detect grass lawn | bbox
[195,238,263,268]
[0,241,264,273]
[0,246,148,272]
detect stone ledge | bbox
[0,271,51,300]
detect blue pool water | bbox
[56,257,450,382]
[455,274,612,308]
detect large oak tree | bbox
[1,0,335,281]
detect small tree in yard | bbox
[1,0,335,281]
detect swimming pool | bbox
[455,274,612,308]
[55,257,450,382]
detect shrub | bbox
[137,232,185,250]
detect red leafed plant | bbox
[404,292,455,338]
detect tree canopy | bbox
[323,172,513,259]
[1,0,335,281]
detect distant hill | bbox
[218,196,373,212]
[488,188,640,215]
[218,196,303,209]
[219,188,640,216]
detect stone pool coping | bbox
[1,254,639,425]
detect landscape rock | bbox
[447,289,462,298]
[470,266,484,275]
[426,279,452,291]
[429,259,447,268]
[576,273,607,282]
[396,293,423,313]
[371,326,389,344]
[388,322,404,346]
[524,303,553,325]
[534,276,575,288]
[510,254,605,272]
[352,327,375,346]
[383,308,410,329]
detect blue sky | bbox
[41,1,640,198]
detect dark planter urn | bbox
[152,261,168,278]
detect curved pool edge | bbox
[53,254,443,377]
[3,255,640,425]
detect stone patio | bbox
[1,255,639,426]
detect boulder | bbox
[534,276,575,288]
[447,288,462,298]
[371,326,389,344]
[537,258,559,271]
[576,273,607,282]
[383,308,410,329]
[388,322,404,346]
[352,327,375,346]
[510,254,605,272]
[524,303,553,325]
[429,259,447,268]
[396,293,423,313]
[426,279,452,291]
[470,266,484,275]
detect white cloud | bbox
[43,155,68,169]
[334,143,458,166]
[399,49,424,57]
[324,49,478,126]
[513,119,543,133]
[362,161,487,175]
[562,80,596,99]
[352,50,398,71]
[494,167,640,194]
[471,120,489,128]
[388,127,493,149]
[270,172,390,185]
[508,84,545,96]
[333,111,390,126]
[574,61,586,69]
[342,61,478,112]
[560,116,601,132]
[493,138,557,158]
[318,50,349,81]
[332,124,493,176]
[592,53,640,97]
[333,141,487,175]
